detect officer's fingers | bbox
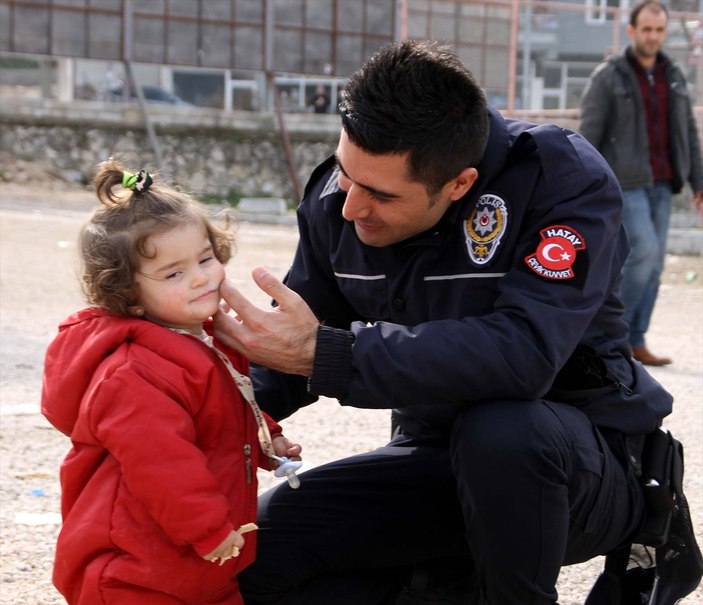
[250,267,302,310]
[219,279,261,321]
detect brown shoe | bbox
[632,346,672,366]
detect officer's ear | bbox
[448,167,479,202]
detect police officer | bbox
[214,40,675,604]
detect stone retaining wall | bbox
[0,98,341,203]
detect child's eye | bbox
[165,270,183,280]
[200,256,214,265]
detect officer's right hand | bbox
[214,267,319,377]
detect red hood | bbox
[41,308,207,436]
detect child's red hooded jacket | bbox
[41,307,282,605]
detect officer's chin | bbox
[354,222,391,247]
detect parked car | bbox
[109,84,192,106]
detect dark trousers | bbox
[239,400,645,605]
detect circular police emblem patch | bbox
[464,194,509,265]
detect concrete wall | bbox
[0,97,342,203]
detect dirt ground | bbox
[1,181,701,604]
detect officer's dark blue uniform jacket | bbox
[252,108,672,440]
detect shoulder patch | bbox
[464,194,509,265]
[524,224,586,280]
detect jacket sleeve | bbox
[83,358,233,550]
[251,364,316,421]
[579,64,611,149]
[684,95,703,192]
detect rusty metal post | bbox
[268,71,302,204]
[507,0,520,114]
[122,0,162,169]
[398,0,408,41]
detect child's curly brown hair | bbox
[80,158,234,317]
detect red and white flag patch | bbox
[524,225,586,280]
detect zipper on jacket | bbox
[244,444,252,484]
[612,379,634,396]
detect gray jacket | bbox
[579,47,702,194]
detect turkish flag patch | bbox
[524,225,586,280]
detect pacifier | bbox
[273,456,303,489]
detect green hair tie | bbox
[122,170,153,194]
[122,171,139,190]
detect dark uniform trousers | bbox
[239,399,645,605]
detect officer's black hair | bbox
[338,40,489,195]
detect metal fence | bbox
[402,0,701,113]
[0,0,701,113]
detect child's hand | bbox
[270,435,304,488]
[272,434,302,462]
[203,523,258,565]
[203,530,244,565]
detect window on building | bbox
[585,0,629,23]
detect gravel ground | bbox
[1,182,701,604]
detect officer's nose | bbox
[341,182,371,221]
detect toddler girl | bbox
[42,159,301,604]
